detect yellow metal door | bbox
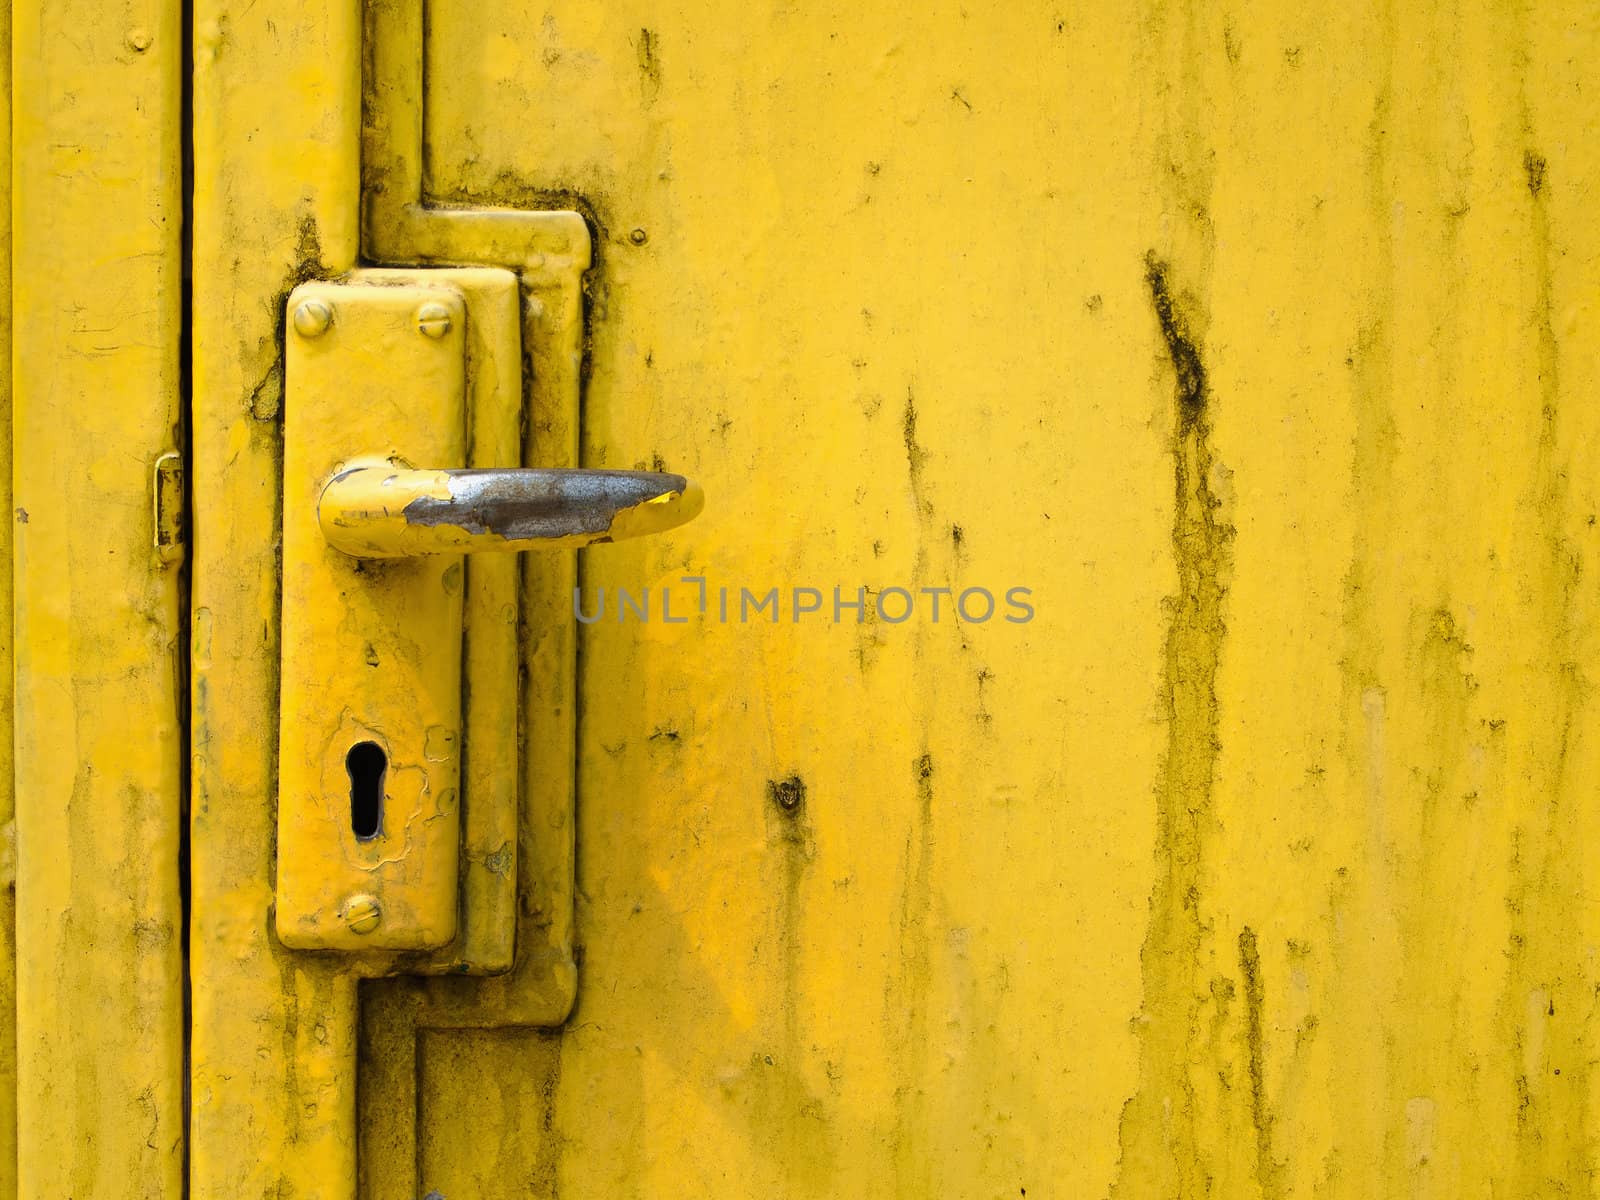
[7,0,187,1196]
[181,3,1600,1199]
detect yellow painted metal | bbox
[278,280,468,952]
[11,0,185,1194]
[190,0,364,1192]
[190,3,1600,1200]
[365,0,596,1057]
[0,1,13,1194]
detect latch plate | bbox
[276,279,471,952]
[276,268,524,966]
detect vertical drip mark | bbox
[1111,255,1233,1199]
[1325,16,1399,1190]
[1144,255,1210,429]
[1505,63,1589,1187]
[890,383,942,1195]
[892,752,936,1199]
[1239,927,1281,1195]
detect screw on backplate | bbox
[292,298,333,338]
[416,302,453,339]
[342,894,382,935]
[628,227,649,245]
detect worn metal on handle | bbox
[319,466,704,558]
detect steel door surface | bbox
[6,0,1600,1197]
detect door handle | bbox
[276,269,704,958]
[319,466,703,558]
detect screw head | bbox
[416,302,453,339]
[628,227,649,245]
[292,298,332,338]
[342,894,382,935]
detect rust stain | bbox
[636,27,662,106]
[1111,251,1233,1199]
[1504,63,1590,1191]
[1239,927,1282,1196]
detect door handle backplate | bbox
[274,268,701,965]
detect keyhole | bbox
[347,741,386,839]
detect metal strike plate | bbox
[276,273,526,957]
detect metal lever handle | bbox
[319,466,704,558]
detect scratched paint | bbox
[182,1,1600,1198]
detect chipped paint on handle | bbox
[320,466,704,557]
